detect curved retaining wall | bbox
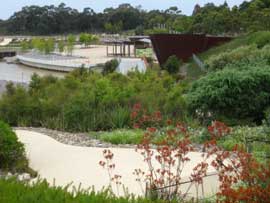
[17,55,94,72]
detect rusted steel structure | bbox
[150,34,232,65]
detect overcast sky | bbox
[0,0,247,20]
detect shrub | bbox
[187,66,270,124]
[99,129,143,145]
[0,121,28,172]
[0,178,166,203]
[163,55,181,74]
[102,59,119,75]
[0,70,188,132]
[248,31,270,48]
[205,45,270,71]
[264,107,270,127]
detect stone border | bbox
[14,127,136,149]
[14,127,204,151]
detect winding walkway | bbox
[16,130,219,197]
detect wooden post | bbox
[134,43,136,58]
[119,43,123,56]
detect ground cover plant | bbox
[197,31,270,63]
[183,31,270,80]
[205,45,270,71]
[0,178,169,203]
[0,69,187,132]
[98,129,144,145]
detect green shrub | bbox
[163,55,181,74]
[0,70,188,132]
[205,45,270,71]
[248,31,270,48]
[264,107,270,127]
[218,126,270,162]
[187,66,270,124]
[0,121,28,172]
[102,59,119,75]
[99,129,143,145]
[0,178,167,203]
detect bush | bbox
[0,70,188,132]
[187,66,270,124]
[99,129,143,145]
[102,59,119,75]
[264,107,270,127]
[0,121,28,172]
[0,178,166,203]
[205,45,270,71]
[163,55,181,74]
[248,31,270,48]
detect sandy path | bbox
[16,130,219,197]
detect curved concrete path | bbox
[16,130,219,197]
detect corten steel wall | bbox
[150,34,232,65]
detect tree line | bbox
[0,0,270,35]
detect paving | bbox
[16,130,219,198]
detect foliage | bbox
[264,107,270,127]
[20,40,31,51]
[44,38,55,54]
[206,141,270,203]
[136,48,154,58]
[248,31,270,48]
[100,112,270,202]
[104,22,123,34]
[67,34,76,55]
[98,129,143,145]
[102,59,119,75]
[58,40,65,53]
[3,0,270,35]
[0,70,187,132]
[205,44,270,71]
[187,66,270,124]
[31,38,55,54]
[163,55,181,74]
[79,33,99,47]
[0,121,28,172]
[0,178,167,203]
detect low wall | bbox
[17,55,94,72]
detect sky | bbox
[0,0,247,20]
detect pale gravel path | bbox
[16,130,219,197]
